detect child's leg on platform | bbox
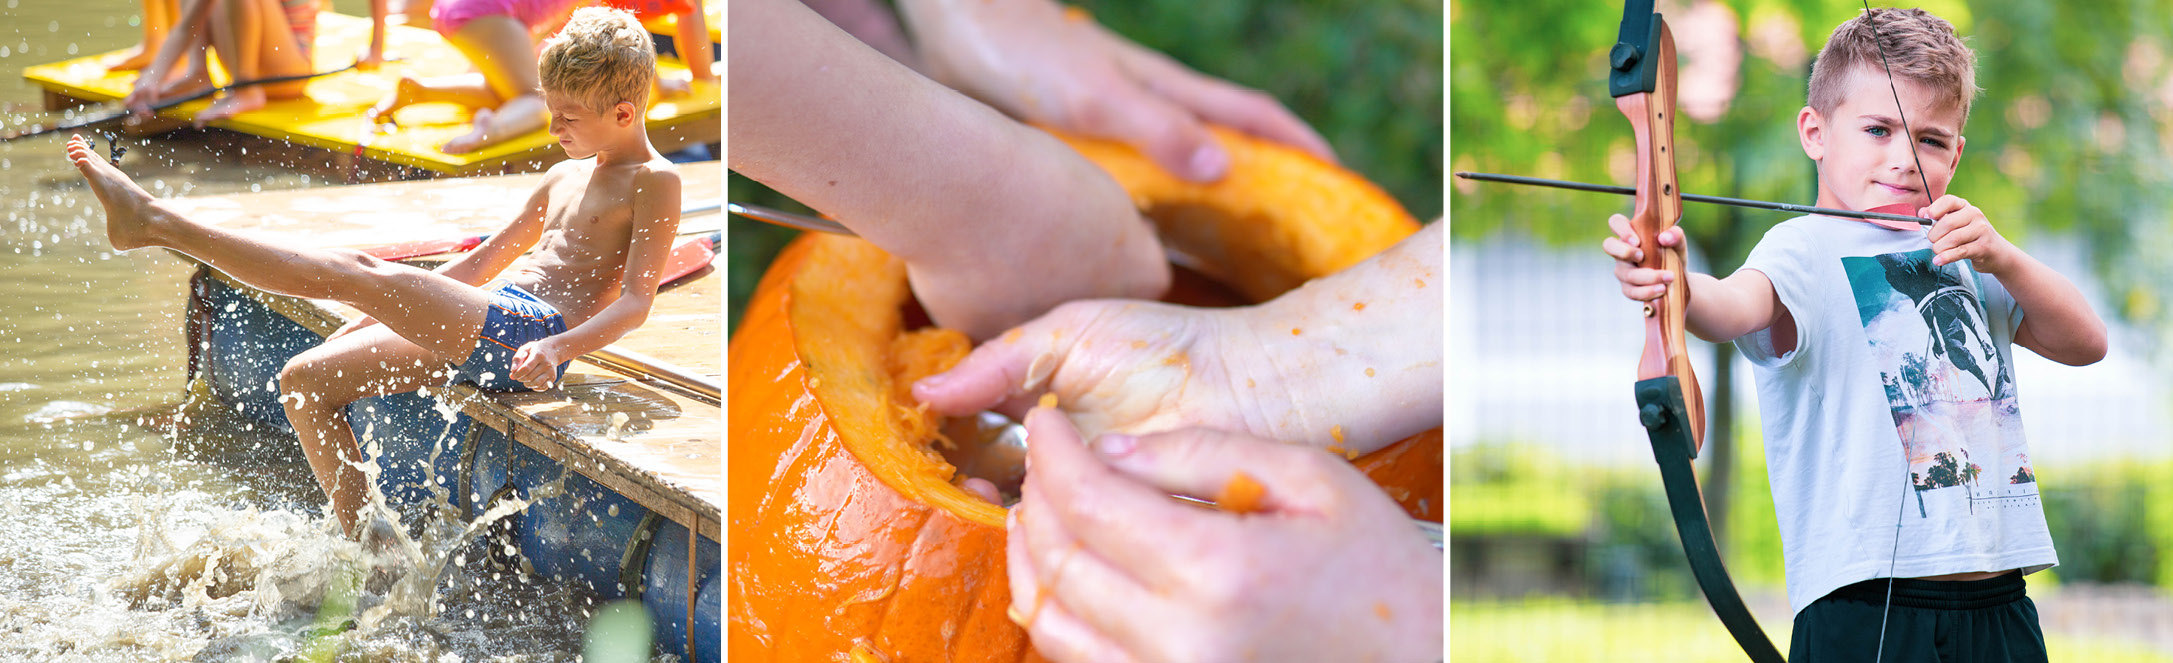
[368,72,500,125]
[111,0,182,71]
[198,0,315,123]
[438,14,548,154]
[279,325,451,534]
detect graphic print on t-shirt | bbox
[1843,249,2036,518]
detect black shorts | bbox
[1790,572,2046,663]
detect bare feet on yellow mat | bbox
[195,87,266,126]
[106,45,155,72]
[65,134,158,251]
[366,75,424,125]
[439,108,496,154]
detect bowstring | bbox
[1862,3,1936,661]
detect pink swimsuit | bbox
[432,0,694,38]
[430,0,581,39]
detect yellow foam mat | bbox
[642,0,722,44]
[22,12,718,175]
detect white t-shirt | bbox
[1734,215,2055,615]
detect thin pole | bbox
[1455,171,1930,226]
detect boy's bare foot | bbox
[65,134,160,251]
[439,108,496,154]
[195,87,266,126]
[366,75,425,125]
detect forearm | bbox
[1989,254,2107,365]
[546,296,651,358]
[428,250,516,287]
[1681,269,1781,344]
[677,7,714,80]
[1241,223,1443,454]
[803,0,918,68]
[730,0,1164,337]
[732,0,1105,264]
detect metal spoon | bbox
[941,411,1445,551]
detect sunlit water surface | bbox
[1,2,640,659]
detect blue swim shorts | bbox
[452,281,570,392]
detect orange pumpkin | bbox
[729,128,1440,662]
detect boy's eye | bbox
[1920,136,1947,149]
[1867,126,1890,138]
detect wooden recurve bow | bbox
[1610,2,1786,661]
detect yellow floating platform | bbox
[23,12,719,176]
[643,1,722,44]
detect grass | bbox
[1451,598,2173,662]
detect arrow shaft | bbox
[1456,171,1931,226]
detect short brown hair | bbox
[539,7,656,113]
[1808,8,1977,124]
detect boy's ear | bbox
[1797,106,1826,161]
[615,101,640,127]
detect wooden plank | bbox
[21,12,718,176]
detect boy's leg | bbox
[280,324,451,534]
[68,136,490,360]
[438,15,549,154]
[198,0,315,123]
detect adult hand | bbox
[913,299,1279,444]
[1007,409,1443,662]
[900,0,1334,182]
[508,338,568,391]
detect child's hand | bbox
[327,315,382,341]
[509,339,567,392]
[121,78,161,122]
[902,0,1333,182]
[912,300,1278,444]
[1603,212,1684,303]
[1007,410,1442,663]
[1923,195,2018,271]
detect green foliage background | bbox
[729,0,1445,334]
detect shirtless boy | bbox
[68,7,682,537]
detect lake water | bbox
[0,2,637,659]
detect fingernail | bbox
[915,372,949,392]
[1093,433,1136,457]
[1187,143,1228,181]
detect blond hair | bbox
[1808,8,1977,124]
[539,7,656,113]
